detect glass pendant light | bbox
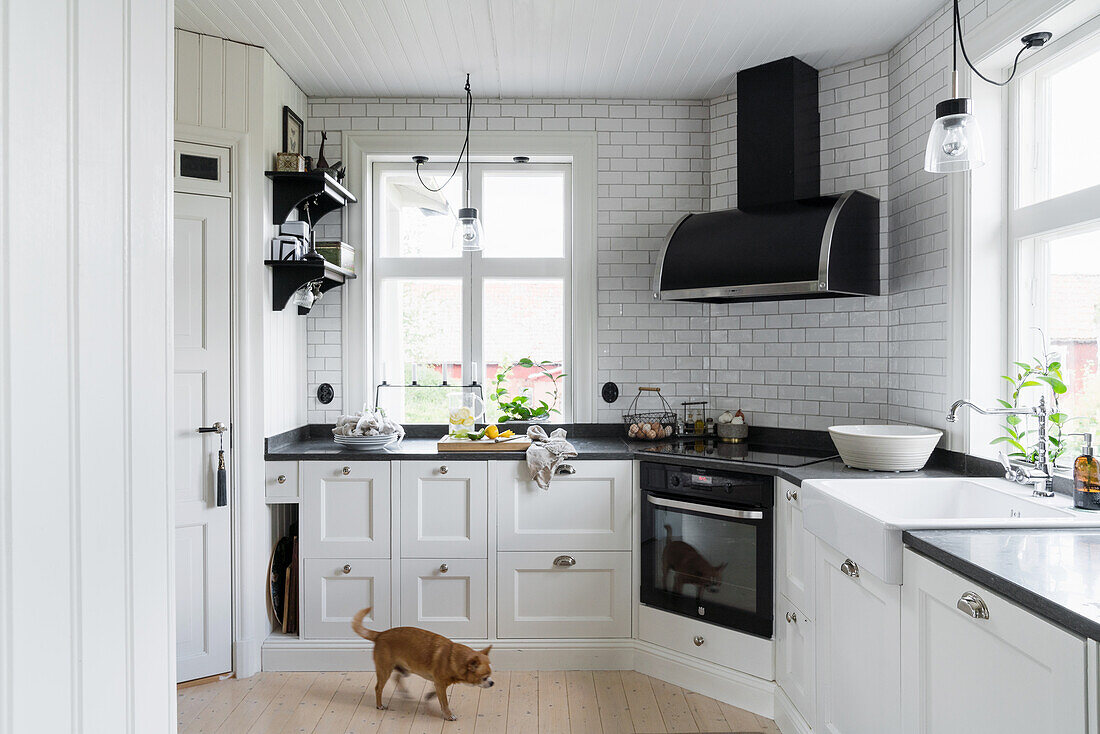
[411,74,484,252]
[924,0,1050,174]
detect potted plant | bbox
[993,331,1069,465]
[489,358,565,423]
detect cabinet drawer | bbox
[776,595,815,726]
[300,558,391,640]
[637,605,775,680]
[776,478,814,615]
[266,461,299,502]
[301,462,391,558]
[400,461,487,558]
[901,549,1087,734]
[495,460,632,551]
[399,559,488,639]
[497,551,631,638]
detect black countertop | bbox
[903,528,1100,640]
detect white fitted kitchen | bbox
[7,1,1100,733]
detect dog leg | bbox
[375,664,393,710]
[435,683,456,721]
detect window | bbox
[372,161,572,423]
[1009,20,1100,446]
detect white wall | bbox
[0,0,175,731]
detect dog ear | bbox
[478,645,492,656]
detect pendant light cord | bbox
[415,74,473,193]
[953,0,1032,87]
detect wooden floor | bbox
[177,671,779,733]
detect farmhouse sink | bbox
[801,477,1100,584]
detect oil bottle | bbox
[1073,433,1100,510]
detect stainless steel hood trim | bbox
[816,190,854,292]
[651,212,692,300]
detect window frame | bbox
[339,130,598,422]
[371,160,574,420]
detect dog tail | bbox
[351,607,378,640]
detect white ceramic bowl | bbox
[828,425,943,472]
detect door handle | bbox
[957,591,990,619]
[197,421,228,434]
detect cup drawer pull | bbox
[553,555,576,567]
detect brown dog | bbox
[351,607,494,720]
[661,524,728,603]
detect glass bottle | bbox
[1074,433,1100,510]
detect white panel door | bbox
[495,460,632,551]
[901,549,1087,734]
[300,558,392,640]
[173,191,232,682]
[777,478,814,615]
[776,595,815,727]
[400,559,488,639]
[400,462,487,558]
[497,551,631,638]
[815,539,901,734]
[301,462,391,558]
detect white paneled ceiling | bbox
[175,0,941,98]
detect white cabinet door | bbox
[901,549,1087,734]
[265,460,298,503]
[776,595,815,728]
[300,558,391,640]
[497,551,631,638]
[400,559,488,639]
[301,462,391,558]
[495,460,632,551]
[815,539,901,734]
[400,461,487,558]
[776,478,814,615]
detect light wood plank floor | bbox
[177,671,779,733]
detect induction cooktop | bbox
[636,437,837,467]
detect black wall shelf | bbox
[265,259,357,315]
[265,171,357,225]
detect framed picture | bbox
[282,105,304,155]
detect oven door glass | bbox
[640,491,773,638]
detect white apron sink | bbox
[801,477,1100,584]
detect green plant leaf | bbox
[1019,380,1041,389]
[517,358,534,367]
[1006,415,1021,426]
[1050,412,1067,424]
[996,398,1013,409]
[1013,361,1033,371]
[1036,374,1068,394]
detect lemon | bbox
[485,425,499,439]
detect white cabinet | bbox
[399,559,488,639]
[265,460,299,503]
[815,538,901,734]
[777,478,814,614]
[300,462,390,558]
[400,461,487,558]
[497,551,631,638]
[300,558,391,640]
[495,460,631,551]
[776,595,815,726]
[637,605,775,681]
[901,549,1088,734]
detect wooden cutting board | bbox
[437,435,532,451]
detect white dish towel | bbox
[525,425,578,489]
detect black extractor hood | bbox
[653,57,881,303]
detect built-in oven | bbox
[639,461,773,638]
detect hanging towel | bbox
[525,425,578,489]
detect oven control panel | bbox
[641,461,772,508]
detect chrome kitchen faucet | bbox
[946,396,1055,497]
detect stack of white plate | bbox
[828,425,942,471]
[333,433,400,451]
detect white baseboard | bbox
[772,687,813,734]
[262,633,777,721]
[234,636,263,679]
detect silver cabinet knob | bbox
[786,611,798,623]
[343,564,352,574]
[785,488,798,502]
[276,474,287,484]
[840,558,860,579]
[556,464,577,475]
[342,466,351,475]
[439,465,449,474]
[693,635,705,646]
[553,555,576,567]
[439,563,449,573]
[957,591,990,619]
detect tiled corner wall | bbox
[706,56,893,430]
[301,4,980,430]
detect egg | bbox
[628,424,639,437]
[645,428,657,439]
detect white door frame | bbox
[173,125,264,677]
